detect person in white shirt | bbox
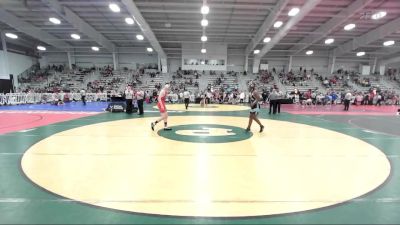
[179,92,184,104]
[240,91,245,104]
[80,90,86,105]
[136,88,145,115]
[125,86,134,114]
[344,90,352,111]
[183,89,190,110]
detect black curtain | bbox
[0,77,14,93]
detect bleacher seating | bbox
[10,64,400,107]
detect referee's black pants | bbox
[137,99,144,115]
[184,98,190,109]
[126,99,133,113]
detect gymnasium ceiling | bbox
[0,0,399,60]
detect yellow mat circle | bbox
[21,116,390,217]
[152,104,250,112]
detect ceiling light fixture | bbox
[109,3,120,13]
[201,48,206,53]
[125,17,134,25]
[288,7,300,17]
[306,50,313,55]
[263,37,271,43]
[136,34,144,40]
[49,17,61,25]
[201,5,209,15]
[71,34,80,40]
[147,47,153,52]
[254,49,260,54]
[371,11,387,20]
[273,21,283,28]
[37,46,46,51]
[5,33,18,39]
[356,51,365,56]
[324,38,334,44]
[201,35,207,42]
[91,46,99,51]
[383,40,395,46]
[201,19,208,27]
[344,23,356,31]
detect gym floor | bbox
[1,102,399,224]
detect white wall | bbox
[40,52,158,70]
[0,50,38,85]
[182,43,227,71]
[119,53,158,69]
[36,51,372,77]
[0,51,8,79]
[387,62,400,70]
[40,53,68,66]
[291,56,329,75]
[168,58,181,73]
[334,60,361,73]
[169,48,246,72]
[249,56,366,76]
[227,55,245,72]
[74,55,113,68]
[266,59,289,72]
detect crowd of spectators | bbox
[317,74,351,89]
[18,64,50,84]
[9,62,400,110]
[100,65,114,77]
[257,70,274,84]
[287,87,399,106]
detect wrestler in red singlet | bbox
[151,84,172,131]
[157,88,167,113]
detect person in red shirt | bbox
[151,84,172,131]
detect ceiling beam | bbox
[121,0,167,59]
[333,16,400,56]
[135,2,275,10]
[289,0,374,54]
[244,0,289,56]
[41,0,116,52]
[137,9,273,16]
[255,0,322,60]
[0,8,71,49]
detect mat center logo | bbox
[158,124,252,143]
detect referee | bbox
[136,88,144,115]
[125,86,134,114]
[183,89,190,110]
[80,89,86,105]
